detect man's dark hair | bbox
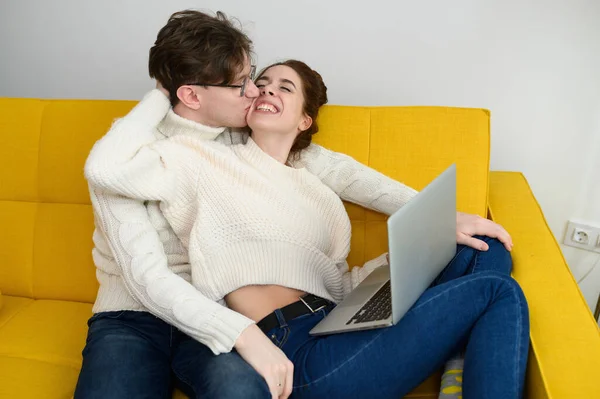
[149,10,253,105]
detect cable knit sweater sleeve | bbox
[90,189,253,354]
[292,144,419,216]
[84,90,180,202]
[84,90,254,354]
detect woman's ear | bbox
[299,114,313,132]
[176,86,202,110]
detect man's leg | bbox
[171,331,270,399]
[74,311,173,399]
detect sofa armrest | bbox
[488,171,600,399]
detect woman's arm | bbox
[292,144,418,216]
[295,145,513,251]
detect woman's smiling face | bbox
[246,65,311,135]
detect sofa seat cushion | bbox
[0,295,34,329]
[0,356,81,399]
[0,296,92,369]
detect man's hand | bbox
[456,211,513,251]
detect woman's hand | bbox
[235,324,294,399]
[456,212,513,251]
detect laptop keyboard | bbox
[346,281,392,325]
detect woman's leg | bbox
[278,272,528,399]
[433,236,512,286]
[431,236,512,398]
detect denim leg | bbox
[171,332,270,399]
[433,235,513,286]
[280,272,529,399]
[74,311,173,399]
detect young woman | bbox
[85,60,528,399]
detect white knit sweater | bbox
[86,90,418,354]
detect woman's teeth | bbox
[256,103,278,113]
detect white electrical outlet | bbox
[564,220,600,253]
[572,228,590,244]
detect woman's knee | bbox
[476,235,513,275]
[478,272,528,311]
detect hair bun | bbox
[311,69,328,108]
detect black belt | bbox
[257,294,333,333]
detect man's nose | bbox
[245,79,260,98]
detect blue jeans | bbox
[75,236,527,399]
[74,312,270,398]
[265,236,529,399]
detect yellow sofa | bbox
[0,97,599,399]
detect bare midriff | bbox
[225,285,306,322]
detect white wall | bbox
[1,0,599,317]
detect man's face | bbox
[196,61,260,128]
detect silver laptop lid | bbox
[388,164,457,324]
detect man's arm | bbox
[90,189,254,354]
[86,91,254,354]
[84,90,182,202]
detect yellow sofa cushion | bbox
[0,296,33,329]
[0,99,135,205]
[315,106,490,216]
[0,200,98,302]
[0,298,91,368]
[0,201,37,298]
[315,106,490,267]
[0,99,43,202]
[0,357,81,399]
[0,298,93,398]
[0,297,90,399]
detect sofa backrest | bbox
[0,98,490,303]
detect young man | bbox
[75,10,513,399]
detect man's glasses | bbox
[187,65,256,97]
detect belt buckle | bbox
[299,294,327,313]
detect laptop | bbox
[309,164,457,336]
